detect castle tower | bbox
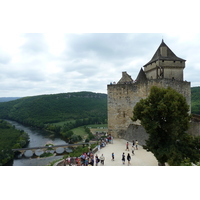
[143,39,186,81]
[107,40,191,139]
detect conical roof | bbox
[143,40,186,67]
[135,68,147,82]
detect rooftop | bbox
[143,39,186,67]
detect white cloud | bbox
[0,33,199,97]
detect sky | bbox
[0,1,200,98]
[0,33,200,97]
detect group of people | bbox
[95,139,139,166]
[63,138,139,166]
[121,140,139,165]
[99,135,114,148]
[125,140,139,153]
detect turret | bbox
[143,40,186,81]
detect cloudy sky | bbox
[0,33,200,97]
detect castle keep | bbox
[107,40,191,140]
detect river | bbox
[6,120,66,166]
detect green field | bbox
[87,124,108,128]
[71,126,88,138]
[51,120,76,126]
[70,124,108,139]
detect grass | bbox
[51,119,76,126]
[87,124,107,128]
[48,158,63,166]
[71,124,108,138]
[40,152,54,158]
[71,126,88,138]
[47,121,108,140]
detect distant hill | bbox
[0,92,107,128]
[0,87,199,129]
[0,97,21,102]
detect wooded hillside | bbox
[0,92,107,128]
[0,87,199,129]
[0,120,29,165]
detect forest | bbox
[0,91,107,128]
[0,120,29,165]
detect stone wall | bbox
[120,124,148,146]
[187,119,200,137]
[107,78,191,138]
[121,120,200,147]
[144,60,185,80]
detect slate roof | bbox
[135,68,147,82]
[143,40,186,67]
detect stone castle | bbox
[107,40,192,143]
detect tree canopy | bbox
[0,120,29,165]
[0,92,107,128]
[132,86,200,166]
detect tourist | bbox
[111,136,113,144]
[77,157,81,166]
[75,157,79,165]
[88,158,93,166]
[63,158,67,166]
[126,142,129,151]
[80,153,85,165]
[131,145,135,155]
[105,138,108,144]
[122,152,125,164]
[85,158,89,166]
[67,156,71,166]
[132,140,135,149]
[100,154,105,165]
[98,144,100,152]
[127,153,131,165]
[135,140,138,150]
[95,155,99,166]
[112,152,114,161]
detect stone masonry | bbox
[107,40,192,140]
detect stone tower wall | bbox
[144,60,185,80]
[107,79,191,138]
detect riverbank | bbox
[3,120,67,166]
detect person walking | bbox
[112,152,114,161]
[100,154,105,165]
[126,142,129,151]
[85,158,89,166]
[111,136,113,144]
[132,140,135,149]
[95,155,99,166]
[98,144,100,152]
[135,140,138,150]
[67,156,71,166]
[63,158,67,166]
[127,153,131,165]
[131,145,135,155]
[122,152,125,165]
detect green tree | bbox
[132,86,199,166]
